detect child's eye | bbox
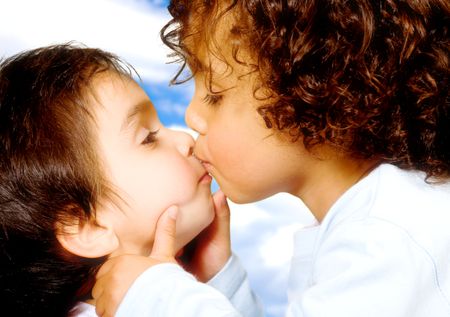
[203,94,223,106]
[141,129,159,145]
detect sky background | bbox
[0,1,316,315]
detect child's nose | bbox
[185,102,207,135]
[172,129,195,157]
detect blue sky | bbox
[0,1,316,316]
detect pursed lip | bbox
[200,160,212,172]
[198,171,212,183]
[194,153,213,183]
[193,151,212,171]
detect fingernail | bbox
[168,206,178,220]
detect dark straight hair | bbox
[0,43,133,316]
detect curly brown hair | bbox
[161,0,450,179]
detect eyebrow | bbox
[121,102,150,133]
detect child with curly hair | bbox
[0,43,224,316]
[93,1,450,316]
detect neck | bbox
[292,156,379,222]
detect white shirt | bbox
[286,164,450,316]
[70,302,97,317]
[116,258,260,317]
[117,164,450,316]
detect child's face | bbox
[186,56,310,204]
[92,72,214,256]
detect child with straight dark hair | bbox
[93,1,450,316]
[0,43,230,316]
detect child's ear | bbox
[56,215,119,258]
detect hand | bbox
[177,190,232,282]
[92,206,179,317]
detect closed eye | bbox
[203,94,223,106]
[141,129,159,145]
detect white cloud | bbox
[158,99,190,117]
[0,0,176,83]
[230,193,316,269]
[229,201,272,229]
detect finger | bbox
[91,273,105,300]
[213,189,230,216]
[95,257,117,279]
[94,292,106,316]
[212,190,231,235]
[150,205,178,261]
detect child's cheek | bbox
[160,156,199,204]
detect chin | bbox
[175,212,214,252]
[174,194,215,248]
[224,186,272,204]
[174,231,200,253]
[223,191,254,204]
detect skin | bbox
[186,53,377,221]
[92,72,216,255]
[93,192,231,317]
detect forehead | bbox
[89,72,153,126]
[184,4,254,75]
[91,71,145,103]
[189,39,256,92]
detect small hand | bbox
[92,206,178,317]
[177,190,232,282]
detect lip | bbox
[194,152,212,171]
[198,171,213,184]
[200,160,213,172]
[194,151,213,182]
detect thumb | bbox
[150,205,178,262]
[213,190,230,217]
[211,190,231,238]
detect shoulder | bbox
[373,164,450,217]
[302,165,450,313]
[324,164,450,243]
[368,164,450,247]
[312,217,440,295]
[314,163,450,280]
[316,216,423,269]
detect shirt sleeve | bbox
[287,219,449,317]
[207,254,264,317]
[116,263,242,317]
